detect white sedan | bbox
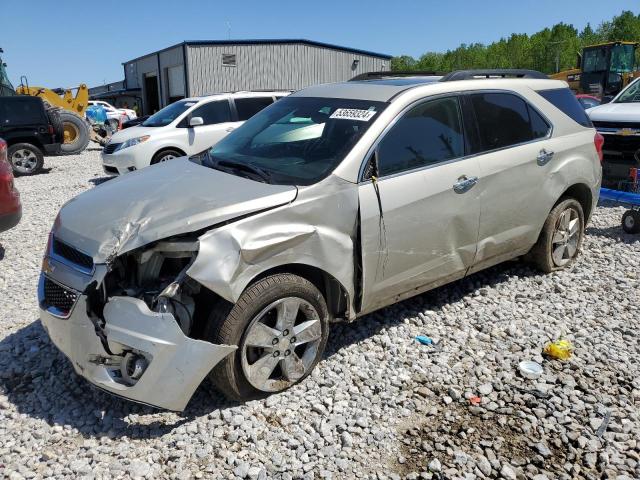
[88,100,137,121]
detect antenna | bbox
[226,21,231,40]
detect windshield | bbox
[615,79,640,103]
[141,100,194,127]
[196,97,387,185]
[610,44,635,73]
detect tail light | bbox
[0,139,7,164]
[594,132,604,164]
[48,125,54,134]
[0,139,13,180]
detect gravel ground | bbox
[0,147,638,480]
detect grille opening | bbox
[43,277,78,314]
[103,142,122,154]
[52,238,94,271]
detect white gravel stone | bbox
[0,150,638,479]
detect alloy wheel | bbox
[241,297,322,392]
[158,154,176,162]
[11,149,38,174]
[551,207,581,267]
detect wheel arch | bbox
[152,146,187,163]
[247,263,350,322]
[6,138,44,151]
[558,182,593,222]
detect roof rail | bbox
[440,69,548,81]
[350,70,443,81]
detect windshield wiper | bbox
[215,159,272,183]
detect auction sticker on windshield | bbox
[330,108,377,121]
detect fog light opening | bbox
[120,351,148,385]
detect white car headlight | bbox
[115,135,150,152]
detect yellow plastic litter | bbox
[544,339,574,360]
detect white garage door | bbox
[168,65,185,99]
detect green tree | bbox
[390,9,639,74]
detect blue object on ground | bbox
[85,104,108,124]
[415,335,433,345]
[600,187,640,206]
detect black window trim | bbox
[358,89,553,183]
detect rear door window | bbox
[191,100,232,125]
[378,96,465,176]
[537,88,592,127]
[469,93,550,152]
[235,97,274,121]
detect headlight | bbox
[115,135,150,152]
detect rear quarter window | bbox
[537,88,592,128]
[0,97,45,125]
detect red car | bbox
[575,94,601,110]
[0,138,22,232]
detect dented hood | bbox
[53,158,297,263]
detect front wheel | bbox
[529,198,585,273]
[205,274,330,401]
[151,149,183,164]
[59,111,90,154]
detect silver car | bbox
[39,70,602,410]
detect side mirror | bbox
[601,95,614,105]
[189,116,204,127]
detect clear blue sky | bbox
[2,0,637,88]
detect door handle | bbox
[537,148,554,166]
[225,127,235,133]
[453,175,478,194]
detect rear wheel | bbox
[205,274,330,401]
[529,198,584,273]
[59,111,90,154]
[151,149,183,164]
[622,209,640,234]
[8,143,44,175]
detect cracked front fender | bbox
[187,176,359,316]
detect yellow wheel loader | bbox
[15,81,91,154]
[1,48,113,154]
[551,41,639,99]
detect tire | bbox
[205,274,330,401]
[622,210,640,234]
[58,111,90,154]
[43,102,64,142]
[529,198,585,273]
[8,143,44,176]
[151,149,183,164]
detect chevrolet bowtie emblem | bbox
[618,128,638,136]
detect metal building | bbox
[118,39,391,115]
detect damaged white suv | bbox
[39,70,602,411]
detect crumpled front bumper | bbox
[38,270,236,411]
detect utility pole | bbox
[548,40,567,73]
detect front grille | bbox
[43,277,78,315]
[602,134,640,155]
[103,142,121,154]
[52,237,94,271]
[104,165,119,174]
